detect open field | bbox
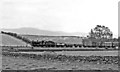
[1,46,119,71]
[18,47,118,51]
[17,50,118,56]
[55,50,118,56]
[0,34,28,46]
[2,46,118,56]
[2,50,119,70]
[2,54,118,70]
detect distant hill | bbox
[0,34,30,46]
[1,28,88,37]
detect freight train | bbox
[1,31,119,49]
[31,38,119,49]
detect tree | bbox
[89,25,113,39]
[118,37,120,42]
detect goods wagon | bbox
[83,38,119,49]
[103,42,112,48]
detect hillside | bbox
[0,34,29,46]
[1,28,87,37]
[21,35,83,44]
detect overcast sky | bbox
[0,0,119,37]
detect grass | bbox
[1,44,119,71]
[13,50,118,56]
[2,55,118,70]
[1,34,27,46]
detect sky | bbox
[0,0,119,37]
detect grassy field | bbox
[2,50,119,70]
[55,51,118,56]
[2,55,118,70]
[0,34,28,46]
[9,46,118,52]
[14,50,118,56]
[1,46,119,71]
[2,46,118,56]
